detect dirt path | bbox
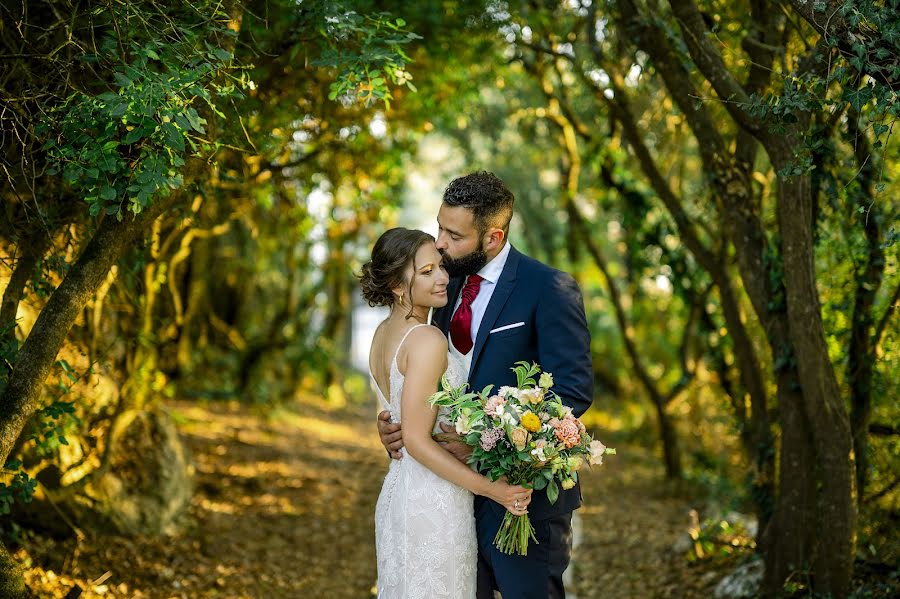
[20,400,718,598]
[569,444,720,598]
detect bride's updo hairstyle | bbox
[360,228,435,311]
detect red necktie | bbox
[449,274,484,355]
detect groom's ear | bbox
[484,227,505,250]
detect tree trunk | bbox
[0,202,170,464]
[176,235,211,373]
[775,161,855,596]
[566,201,683,478]
[846,114,885,504]
[0,229,50,349]
[654,395,682,479]
[762,378,818,592]
[0,542,29,599]
[0,200,173,592]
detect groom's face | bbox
[436,204,488,277]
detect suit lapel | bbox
[469,247,521,375]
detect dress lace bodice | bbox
[371,324,468,435]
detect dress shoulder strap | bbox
[391,323,431,369]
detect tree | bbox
[489,0,898,594]
[0,0,420,593]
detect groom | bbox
[377,171,593,598]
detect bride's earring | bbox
[398,292,404,306]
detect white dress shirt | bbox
[447,242,512,372]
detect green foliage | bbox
[884,224,899,249]
[311,4,422,107]
[29,398,80,458]
[0,465,36,517]
[23,360,85,457]
[746,0,899,183]
[684,513,756,564]
[25,254,69,300]
[37,7,249,219]
[511,360,541,388]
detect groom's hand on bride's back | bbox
[435,422,473,463]
[378,410,404,459]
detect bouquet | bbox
[429,361,615,556]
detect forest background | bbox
[0,1,897,597]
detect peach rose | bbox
[509,427,529,451]
[554,419,581,448]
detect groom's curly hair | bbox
[442,171,515,236]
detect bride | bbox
[361,228,532,598]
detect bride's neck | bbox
[389,304,428,324]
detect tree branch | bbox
[617,0,727,161]
[0,197,176,465]
[0,229,50,353]
[667,0,762,134]
[787,0,899,87]
[664,287,707,405]
[873,278,900,350]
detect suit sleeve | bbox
[535,271,594,417]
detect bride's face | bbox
[400,242,449,309]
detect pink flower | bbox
[484,395,507,417]
[554,419,581,448]
[480,427,504,451]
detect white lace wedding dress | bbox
[372,323,477,598]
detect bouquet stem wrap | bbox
[495,507,538,555]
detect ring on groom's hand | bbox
[514,499,520,510]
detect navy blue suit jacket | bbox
[433,246,593,520]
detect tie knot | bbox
[461,274,483,301]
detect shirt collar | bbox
[474,241,512,285]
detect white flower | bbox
[498,386,520,399]
[589,440,607,465]
[539,372,554,389]
[519,387,544,406]
[530,446,546,462]
[456,415,471,435]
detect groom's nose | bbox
[435,232,449,251]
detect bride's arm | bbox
[399,327,531,512]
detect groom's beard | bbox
[441,246,488,278]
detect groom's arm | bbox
[535,270,593,417]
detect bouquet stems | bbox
[494,512,538,556]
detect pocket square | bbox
[490,321,526,334]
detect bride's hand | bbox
[488,479,533,515]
